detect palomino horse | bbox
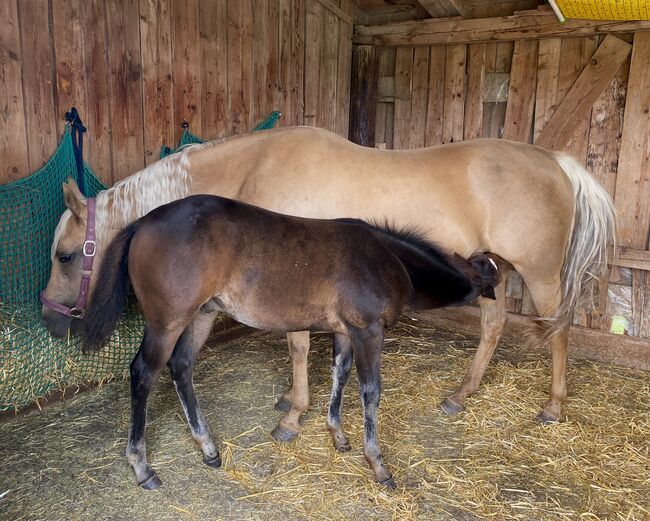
[80,194,499,489]
[42,126,616,428]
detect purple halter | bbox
[40,197,97,319]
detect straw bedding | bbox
[0,317,648,520]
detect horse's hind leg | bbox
[441,262,511,415]
[326,332,354,452]
[274,332,310,412]
[352,324,395,488]
[168,311,221,466]
[271,330,310,443]
[127,326,182,490]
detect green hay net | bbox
[0,111,281,411]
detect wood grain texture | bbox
[349,45,377,147]
[536,35,631,152]
[409,46,429,148]
[318,7,339,131]
[393,46,413,149]
[253,0,270,128]
[464,43,486,140]
[18,0,58,172]
[140,0,174,163]
[336,0,354,137]
[304,0,322,127]
[291,0,306,126]
[503,39,537,142]
[0,0,29,184]
[443,44,466,144]
[425,46,445,146]
[533,38,561,142]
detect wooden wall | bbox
[0,0,353,186]
[370,33,650,339]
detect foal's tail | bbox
[529,153,617,345]
[82,223,140,352]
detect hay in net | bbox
[0,317,648,520]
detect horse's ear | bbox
[62,178,87,221]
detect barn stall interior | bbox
[1,0,649,519]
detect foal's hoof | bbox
[274,397,292,412]
[440,397,464,415]
[271,425,299,443]
[204,454,222,468]
[138,473,162,490]
[536,411,559,425]
[378,476,397,490]
[335,440,352,452]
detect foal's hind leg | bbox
[168,311,221,466]
[441,262,511,415]
[271,331,310,443]
[326,333,354,452]
[127,326,183,490]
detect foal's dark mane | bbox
[336,218,482,310]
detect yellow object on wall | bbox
[555,0,650,20]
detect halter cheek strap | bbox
[40,197,97,319]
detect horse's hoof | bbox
[271,425,299,443]
[274,397,292,412]
[440,397,464,415]
[138,473,162,490]
[335,441,352,452]
[204,454,222,468]
[379,476,397,490]
[536,411,559,425]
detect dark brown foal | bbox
[82,195,498,489]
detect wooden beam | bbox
[314,0,353,26]
[614,247,650,271]
[348,45,378,147]
[410,307,650,371]
[354,6,650,47]
[417,0,460,18]
[536,35,631,150]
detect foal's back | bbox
[128,195,412,334]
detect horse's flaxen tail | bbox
[529,153,617,345]
[82,222,140,352]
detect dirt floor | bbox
[0,318,648,520]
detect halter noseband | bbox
[40,197,97,319]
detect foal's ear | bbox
[62,178,87,221]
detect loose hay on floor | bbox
[0,318,648,520]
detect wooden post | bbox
[349,44,378,147]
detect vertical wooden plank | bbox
[82,0,112,185]
[376,47,395,149]
[495,41,514,72]
[290,0,305,126]
[227,0,244,134]
[349,45,377,147]
[140,0,174,164]
[105,0,145,182]
[0,0,29,184]
[409,46,429,149]
[318,7,339,131]
[393,47,413,150]
[425,46,445,146]
[464,43,486,140]
[614,32,650,335]
[503,40,538,143]
[240,0,253,129]
[279,0,292,125]
[52,0,86,123]
[171,0,201,140]
[18,0,58,172]
[534,38,561,142]
[335,0,354,137]
[266,0,281,117]
[443,44,466,144]
[252,0,269,127]
[485,42,498,73]
[303,0,322,127]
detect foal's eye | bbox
[58,254,73,264]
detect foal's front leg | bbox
[326,333,353,451]
[274,331,310,413]
[352,325,395,488]
[127,327,181,489]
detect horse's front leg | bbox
[272,330,310,442]
[441,263,510,415]
[352,324,395,488]
[127,327,180,489]
[168,311,221,466]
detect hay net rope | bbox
[0,111,281,411]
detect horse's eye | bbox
[59,254,72,264]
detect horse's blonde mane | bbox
[52,139,221,256]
